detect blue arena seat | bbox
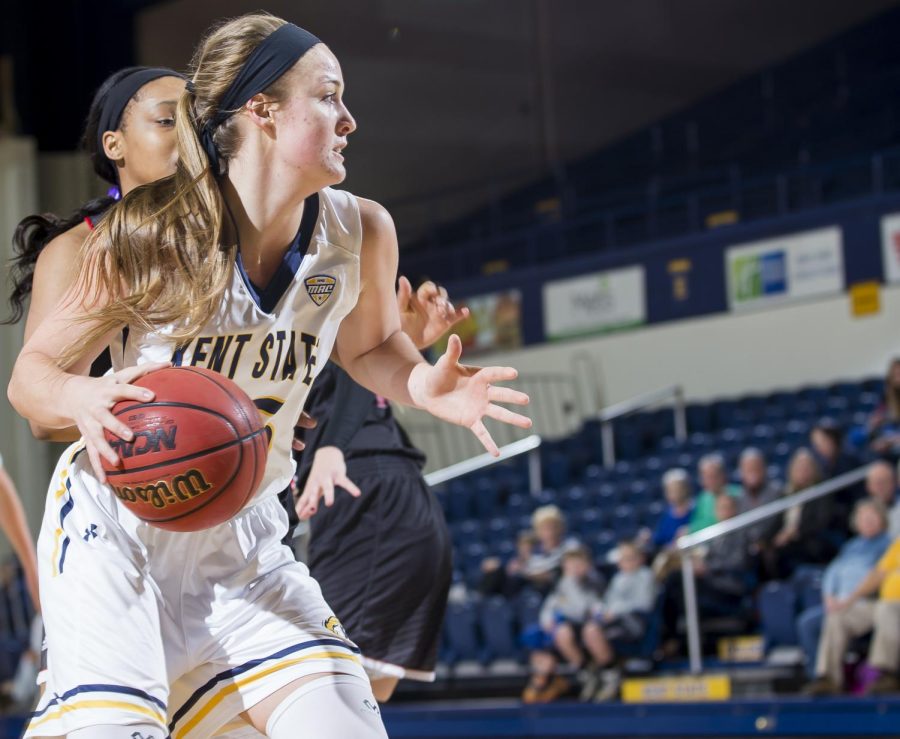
[480,596,520,661]
[444,599,483,663]
[758,581,799,648]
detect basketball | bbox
[100,366,268,532]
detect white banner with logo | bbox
[726,226,844,311]
[880,213,900,284]
[543,265,646,341]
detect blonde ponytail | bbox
[60,13,290,367]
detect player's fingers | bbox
[322,479,335,507]
[86,444,107,484]
[396,275,413,311]
[114,361,170,385]
[98,410,134,442]
[470,419,500,457]
[417,280,439,302]
[295,411,317,429]
[338,474,362,498]
[478,366,518,384]
[112,383,155,404]
[487,386,530,406]
[85,420,119,467]
[291,438,306,452]
[438,285,449,301]
[484,403,533,429]
[443,334,463,365]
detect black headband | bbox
[96,67,185,158]
[192,23,322,173]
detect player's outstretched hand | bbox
[68,361,171,483]
[411,334,531,456]
[295,446,361,520]
[397,275,469,350]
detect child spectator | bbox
[478,530,537,597]
[581,542,656,702]
[522,545,603,704]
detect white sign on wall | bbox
[726,226,844,311]
[880,213,900,284]
[543,265,646,341]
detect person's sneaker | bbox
[593,669,621,702]
[578,668,602,702]
[863,673,900,696]
[522,674,570,704]
[802,677,840,697]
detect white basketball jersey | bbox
[112,186,362,503]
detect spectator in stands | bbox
[688,453,742,533]
[522,545,604,704]
[864,461,900,538]
[482,506,575,597]
[797,500,891,680]
[767,448,835,578]
[478,530,537,597]
[662,495,751,650]
[805,523,900,696]
[811,418,863,518]
[811,418,859,479]
[524,505,578,593]
[865,358,900,461]
[737,448,781,556]
[581,542,657,702]
[651,468,694,550]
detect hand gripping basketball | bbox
[97,366,269,531]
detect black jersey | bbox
[294,361,426,483]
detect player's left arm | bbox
[334,198,531,455]
[0,464,40,612]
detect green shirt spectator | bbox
[688,453,742,533]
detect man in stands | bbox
[688,453,742,533]
[736,448,781,557]
[806,526,900,696]
[864,460,900,538]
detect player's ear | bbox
[245,94,276,134]
[102,130,125,163]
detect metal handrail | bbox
[675,464,870,674]
[424,434,543,493]
[598,385,687,469]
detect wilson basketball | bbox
[100,366,268,532]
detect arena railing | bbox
[424,434,543,494]
[675,465,870,674]
[597,385,687,469]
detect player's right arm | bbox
[21,224,91,442]
[7,251,167,481]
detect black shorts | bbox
[307,456,452,675]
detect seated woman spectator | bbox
[796,500,891,679]
[737,448,781,556]
[811,418,863,518]
[523,505,579,593]
[522,545,604,704]
[646,468,693,581]
[805,526,900,696]
[651,468,694,551]
[581,542,656,702]
[766,448,835,579]
[688,453,742,533]
[864,460,900,538]
[662,495,751,650]
[863,358,900,462]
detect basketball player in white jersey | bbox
[8,13,530,739]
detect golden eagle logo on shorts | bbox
[324,615,349,641]
[305,275,336,306]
